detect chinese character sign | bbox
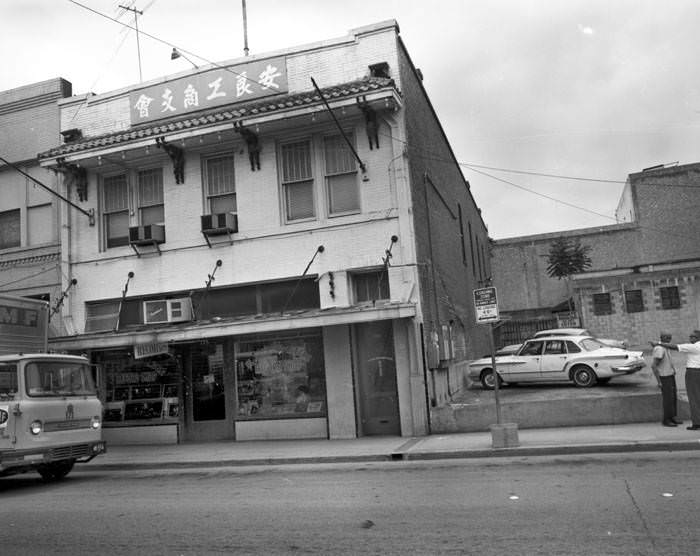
[473,287,499,324]
[129,57,288,125]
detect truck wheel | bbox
[572,365,597,388]
[38,460,75,481]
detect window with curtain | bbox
[103,174,129,247]
[137,168,164,226]
[324,134,359,215]
[281,139,315,221]
[205,154,237,214]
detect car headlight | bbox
[91,416,101,430]
[30,420,43,435]
[0,409,8,425]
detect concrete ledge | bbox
[433,389,670,433]
[104,424,179,445]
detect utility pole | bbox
[119,4,144,82]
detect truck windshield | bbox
[0,364,18,399]
[25,361,97,397]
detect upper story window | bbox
[102,168,164,249]
[281,139,315,222]
[660,286,680,310]
[324,134,359,215]
[204,154,236,214]
[624,289,644,313]
[592,292,612,315]
[0,209,20,250]
[279,132,360,223]
[103,174,130,248]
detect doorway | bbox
[182,341,234,441]
[355,321,400,436]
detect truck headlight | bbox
[91,416,101,430]
[30,420,43,435]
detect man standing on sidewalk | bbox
[651,330,700,431]
[651,332,682,427]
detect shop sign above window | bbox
[129,56,288,125]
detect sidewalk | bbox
[85,422,700,472]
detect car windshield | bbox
[25,361,97,397]
[579,338,608,351]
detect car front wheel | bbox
[572,365,597,387]
[480,369,502,390]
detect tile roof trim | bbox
[39,78,398,161]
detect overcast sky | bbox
[3,0,699,239]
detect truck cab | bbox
[0,295,105,480]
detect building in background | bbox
[36,21,491,444]
[492,162,700,349]
[0,79,74,335]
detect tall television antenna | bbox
[119,4,144,82]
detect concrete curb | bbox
[79,440,700,472]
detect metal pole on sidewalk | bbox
[489,322,502,425]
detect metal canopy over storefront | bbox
[49,302,416,352]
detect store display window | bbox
[97,350,181,425]
[235,331,326,420]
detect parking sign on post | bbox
[473,287,499,324]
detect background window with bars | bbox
[624,289,644,313]
[103,174,130,248]
[324,134,359,215]
[281,140,315,221]
[660,286,681,309]
[592,292,612,315]
[205,154,236,214]
[137,168,164,226]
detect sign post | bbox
[473,286,519,448]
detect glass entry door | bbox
[355,321,400,436]
[183,341,234,441]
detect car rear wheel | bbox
[480,369,502,390]
[38,460,74,481]
[572,365,597,387]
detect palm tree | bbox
[546,237,592,315]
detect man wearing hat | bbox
[650,332,682,427]
[652,329,700,430]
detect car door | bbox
[539,339,570,381]
[503,340,544,382]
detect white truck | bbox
[0,294,105,480]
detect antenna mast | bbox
[119,4,144,81]
[242,0,249,56]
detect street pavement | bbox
[86,421,700,472]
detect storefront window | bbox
[98,350,181,425]
[235,331,326,420]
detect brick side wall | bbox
[397,39,491,404]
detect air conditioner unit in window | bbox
[143,297,193,325]
[201,213,238,234]
[129,224,165,245]
[201,213,237,247]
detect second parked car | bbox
[469,335,645,390]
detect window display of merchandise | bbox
[235,332,326,420]
[98,351,181,425]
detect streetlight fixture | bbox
[170,48,198,68]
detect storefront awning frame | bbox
[49,302,417,351]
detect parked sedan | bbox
[531,328,627,349]
[468,335,645,389]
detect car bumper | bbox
[610,362,645,373]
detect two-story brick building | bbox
[0,79,73,332]
[492,162,700,349]
[35,21,491,444]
